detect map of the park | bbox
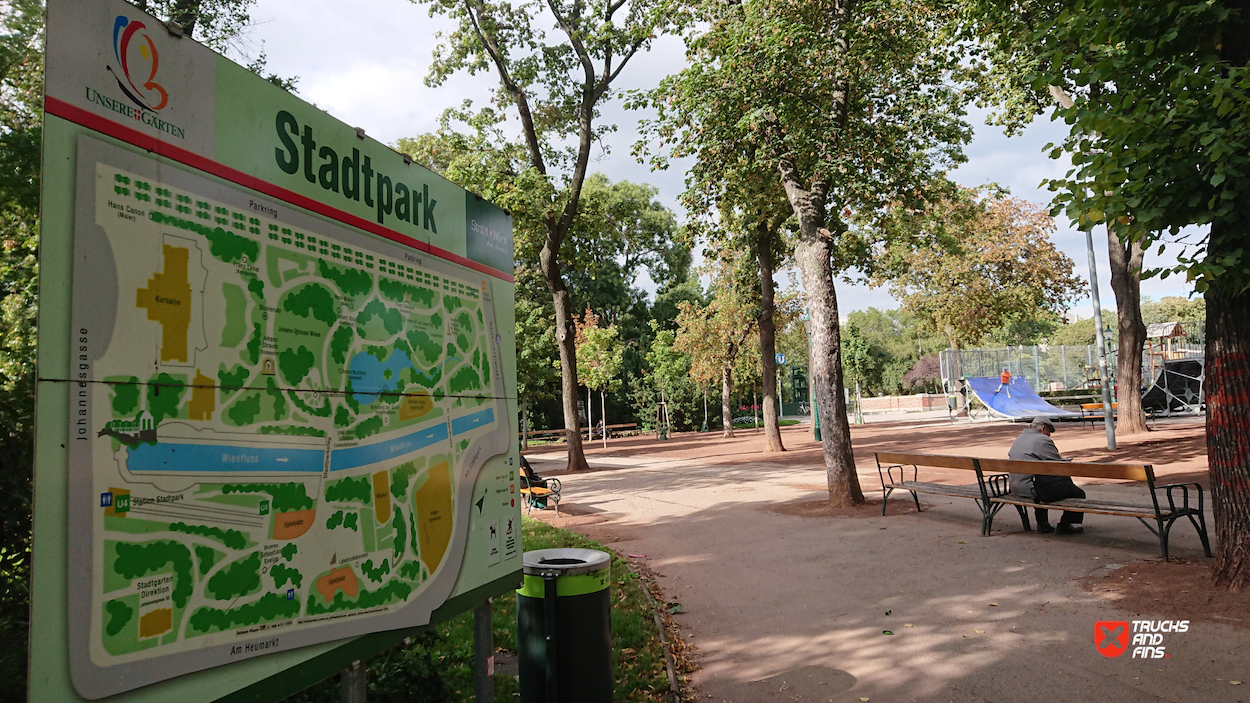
[79,159,507,663]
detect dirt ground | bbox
[524,417,1249,703]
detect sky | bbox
[241,0,1198,320]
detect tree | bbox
[575,309,625,448]
[417,0,685,471]
[515,296,559,447]
[977,0,1250,587]
[644,0,973,505]
[675,260,758,438]
[879,189,1084,349]
[840,323,873,423]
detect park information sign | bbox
[30,1,521,700]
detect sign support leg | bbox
[475,600,495,702]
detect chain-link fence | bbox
[940,318,1206,394]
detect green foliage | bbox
[195,545,219,576]
[379,277,435,307]
[278,345,315,385]
[392,508,406,561]
[318,259,373,298]
[169,522,247,550]
[146,372,187,423]
[259,424,326,437]
[110,377,140,416]
[282,283,338,325]
[305,577,411,615]
[222,483,315,512]
[271,563,302,590]
[204,225,260,265]
[226,392,262,425]
[329,325,354,366]
[217,364,250,392]
[112,541,193,607]
[281,543,297,561]
[360,558,390,583]
[188,592,300,635]
[973,0,1250,292]
[245,321,263,364]
[391,462,419,500]
[447,365,481,395]
[104,599,133,637]
[325,476,372,505]
[206,552,261,601]
[355,415,385,439]
[357,298,403,337]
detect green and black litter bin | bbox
[517,548,613,703]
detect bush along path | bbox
[280,516,693,702]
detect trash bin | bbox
[517,548,613,703]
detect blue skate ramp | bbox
[966,377,1081,420]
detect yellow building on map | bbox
[135,245,192,363]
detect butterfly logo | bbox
[107,15,169,112]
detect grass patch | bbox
[281,517,676,702]
[731,419,799,429]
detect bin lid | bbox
[522,548,611,577]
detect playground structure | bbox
[940,320,1206,420]
[960,376,1081,421]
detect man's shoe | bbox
[1056,523,1084,535]
[1036,522,1055,534]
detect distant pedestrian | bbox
[995,368,1012,398]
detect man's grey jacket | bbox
[1007,426,1066,497]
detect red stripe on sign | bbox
[44,95,515,283]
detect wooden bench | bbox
[520,460,562,516]
[876,452,1212,560]
[875,452,1001,536]
[1080,402,1117,428]
[979,457,1210,561]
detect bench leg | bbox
[553,496,561,518]
[910,490,921,513]
[1016,505,1032,531]
[1191,512,1213,558]
[1158,518,1171,562]
[881,486,893,516]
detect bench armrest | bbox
[546,477,562,497]
[877,461,917,488]
[983,473,1011,498]
[1154,482,1203,516]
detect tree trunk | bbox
[1107,224,1149,434]
[543,250,590,470]
[1206,218,1250,589]
[601,390,607,449]
[757,220,785,452]
[778,166,864,506]
[587,385,593,444]
[721,365,735,438]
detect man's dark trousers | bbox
[1033,475,1085,526]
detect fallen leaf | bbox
[973,630,984,634]
[957,541,966,544]
[885,610,892,616]
[1231,681,1243,686]
[883,630,894,635]
[904,624,914,628]
[859,698,870,702]
[628,553,646,558]
[988,603,998,607]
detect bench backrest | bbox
[1080,402,1118,410]
[978,457,1152,482]
[876,452,980,472]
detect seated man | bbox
[1008,417,1085,535]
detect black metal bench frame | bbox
[876,452,1213,561]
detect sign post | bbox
[31,1,522,700]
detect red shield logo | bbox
[1095,620,1129,658]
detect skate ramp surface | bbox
[966,376,1081,420]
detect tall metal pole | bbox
[474,601,495,703]
[1086,229,1117,450]
[340,661,366,703]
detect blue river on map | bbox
[126,407,496,474]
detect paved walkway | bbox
[526,422,1248,703]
